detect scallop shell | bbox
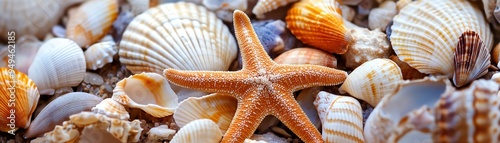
[339,58,403,106]
[174,93,236,134]
[0,35,42,74]
[313,91,364,143]
[253,0,298,19]
[84,41,118,70]
[112,72,178,118]
[273,47,337,68]
[453,30,491,87]
[24,92,103,138]
[0,68,40,133]
[170,119,223,143]
[66,0,119,47]
[390,0,493,77]
[119,2,238,74]
[0,0,85,40]
[91,98,130,120]
[28,38,86,95]
[286,0,353,54]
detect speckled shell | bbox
[28,38,86,95]
[91,98,129,120]
[339,58,403,106]
[313,91,364,143]
[170,119,223,143]
[390,0,493,78]
[286,0,353,54]
[119,2,238,74]
[174,93,236,134]
[453,30,491,87]
[84,41,118,70]
[66,0,119,47]
[112,72,178,118]
[253,0,298,18]
[273,47,337,68]
[0,68,40,133]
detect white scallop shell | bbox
[170,119,223,143]
[390,0,493,77]
[84,41,117,70]
[28,38,86,95]
[119,2,238,74]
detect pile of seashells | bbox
[1,0,500,142]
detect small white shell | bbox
[146,125,176,142]
[84,41,118,70]
[28,38,86,95]
[170,119,223,143]
[91,98,130,120]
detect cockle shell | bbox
[170,119,223,143]
[28,38,86,95]
[174,93,236,134]
[0,68,40,133]
[24,92,103,138]
[273,47,337,68]
[91,98,130,120]
[253,0,298,19]
[112,72,178,118]
[0,0,85,41]
[84,41,118,70]
[313,91,364,143]
[390,0,493,78]
[119,2,238,74]
[0,35,42,74]
[286,0,354,54]
[339,58,403,106]
[66,0,119,47]
[453,30,491,87]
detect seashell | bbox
[368,1,397,31]
[273,47,337,68]
[390,0,493,78]
[313,91,364,143]
[28,38,86,95]
[297,87,322,129]
[52,25,66,38]
[453,30,491,87]
[286,0,354,54]
[481,0,498,22]
[389,55,427,80]
[340,5,356,22]
[119,2,238,74]
[24,92,103,138]
[170,119,223,143]
[395,0,412,12]
[246,132,288,143]
[66,0,119,47]
[342,27,391,69]
[0,68,40,134]
[339,58,403,106]
[112,72,178,118]
[0,35,42,74]
[174,93,236,134]
[83,72,104,86]
[127,0,160,16]
[0,0,85,41]
[386,105,435,143]
[492,43,500,67]
[91,98,130,120]
[146,125,176,142]
[84,41,118,70]
[492,72,500,85]
[253,0,298,19]
[202,0,248,22]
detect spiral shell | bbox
[273,47,337,68]
[171,119,223,143]
[84,41,118,70]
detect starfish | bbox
[164,10,347,143]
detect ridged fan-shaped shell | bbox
[119,2,238,74]
[453,30,490,87]
[84,41,118,70]
[170,119,223,143]
[252,0,299,18]
[273,47,337,68]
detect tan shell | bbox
[91,98,130,120]
[0,68,40,133]
[28,38,86,95]
[453,30,491,87]
[119,2,238,74]
[273,47,337,68]
[339,58,403,106]
[112,72,178,118]
[170,119,223,143]
[0,35,42,74]
[66,0,119,47]
[390,0,493,77]
[84,41,118,70]
[252,0,298,19]
[368,1,397,31]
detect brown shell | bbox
[453,30,490,87]
[273,47,337,68]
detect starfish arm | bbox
[271,90,324,143]
[273,64,348,91]
[222,91,269,143]
[164,68,252,94]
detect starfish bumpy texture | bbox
[164,10,348,143]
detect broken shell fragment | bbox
[170,119,223,143]
[453,30,491,87]
[91,98,130,120]
[84,41,118,70]
[274,47,337,68]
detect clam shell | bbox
[174,93,236,134]
[0,35,42,74]
[0,68,40,133]
[252,0,298,19]
[24,92,103,138]
[273,47,337,68]
[286,0,354,54]
[119,2,238,74]
[112,72,178,118]
[84,41,118,70]
[453,30,490,87]
[170,119,223,143]
[66,0,119,47]
[390,0,493,77]
[91,98,130,120]
[28,38,86,95]
[339,58,403,106]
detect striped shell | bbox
[171,119,223,143]
[252,0,298,19]
[453,30,490,87]
[339,58,403,106]
[119,2,238,74]
[66,0,119,47]
[84,41,118,70]
[390,0,493,77]
[273,47,337,68]
[286,0,353,54]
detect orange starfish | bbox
[164,10,347,143]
